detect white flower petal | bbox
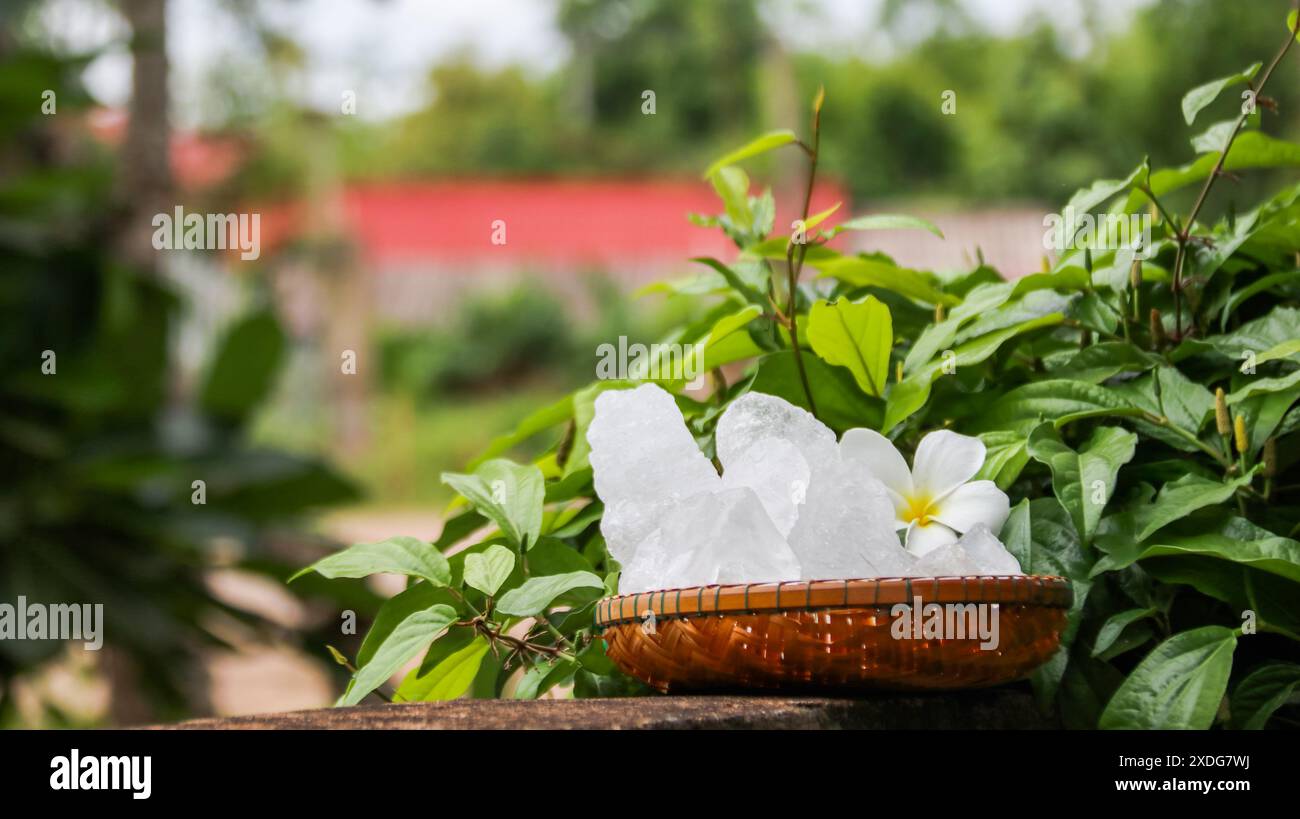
[910,429,986,501]
[930,480,1011,535]
[905,519,959,557]
[840,427,913,496]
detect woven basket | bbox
[594,576,1071,693]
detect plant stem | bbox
[785,90,825,418]
[1170,11,1299,338]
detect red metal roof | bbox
[259,179,850,270]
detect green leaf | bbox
[815,256,957,306]
[442,459,545,549]
[513,658,578,700]
[975,379,1134,435]
[356,583,459,668]
[750,350,883,432]
[702,129,797,179]
[709,166,753,229]
[1219,272,1297,330]
[1059,160,1150,223]
[1153,365,1215,435]
[1233,378,1300,455]
[901,281,1025,374]
[199,310,285,422]
[823,213,944,239]
[689,257,766,306]
[1099,626,1237,729]
[1094,525,1300,584]
[884,314,1066,432]
[1133,472,1256,542]
[1092,607,1158,659]
[1254,338,1300,367]
[546,501,603,539]
[495,570,604,618]
[396,636,490,702]
[1227,368,1300,403]
[291,536,451,586]
[462,544,516,597]
[1127,133,1300,211]
[699,304,765,371]
[1005,498,1094,707]
[1182,62,1261,125]
[974,430,1030,490]
[1190,115,1260,155]
[1055,341,1163,383]
[340,602,458,707]
[1230,662,1300,729]
[801,200,841,232]
[527,537,595,576]
[1183,306,1300,362]
[806,296,893,397]
[1027,424,1137,544]
[1074,292,1121,336]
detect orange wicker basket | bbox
[594,576,1071,693]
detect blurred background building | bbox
[2,0,1298,726]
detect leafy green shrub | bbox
[378,281,576,396]
[299,17,1300,727]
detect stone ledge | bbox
[162,688,1053,730]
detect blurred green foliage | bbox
[293,0,1293,209]
[0,26,370,725]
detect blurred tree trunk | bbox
[115,0,172,275]
[109,0,219,726]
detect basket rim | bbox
[594,575,1071,627]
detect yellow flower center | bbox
[902,494,934,526]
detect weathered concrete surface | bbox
[162,689,1053,730]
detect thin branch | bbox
[786,90,825,417]
[1170,9,1299,337]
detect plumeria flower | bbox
[842,428,1010,557]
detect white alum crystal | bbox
[719,436,809,537]
[952,523,1024,575]
[588,384,1023,594]
[588,384,719,567]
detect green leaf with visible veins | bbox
[495,571,605,617]
[339,602,458,707]
[884,314,1066,432]
[1027,424,1137,545]
[1093,525,1300,584]
[1099,626,1237,729]
[396,636,491,702]
[290,536,450,586]
[462,544,516,597]
[442,459,545,550]
[1181,62,1261,125]
[1230,662,1300,729]
[1132,472,1256,542]
[807,296,893,397]
[1091,607,1158,659]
